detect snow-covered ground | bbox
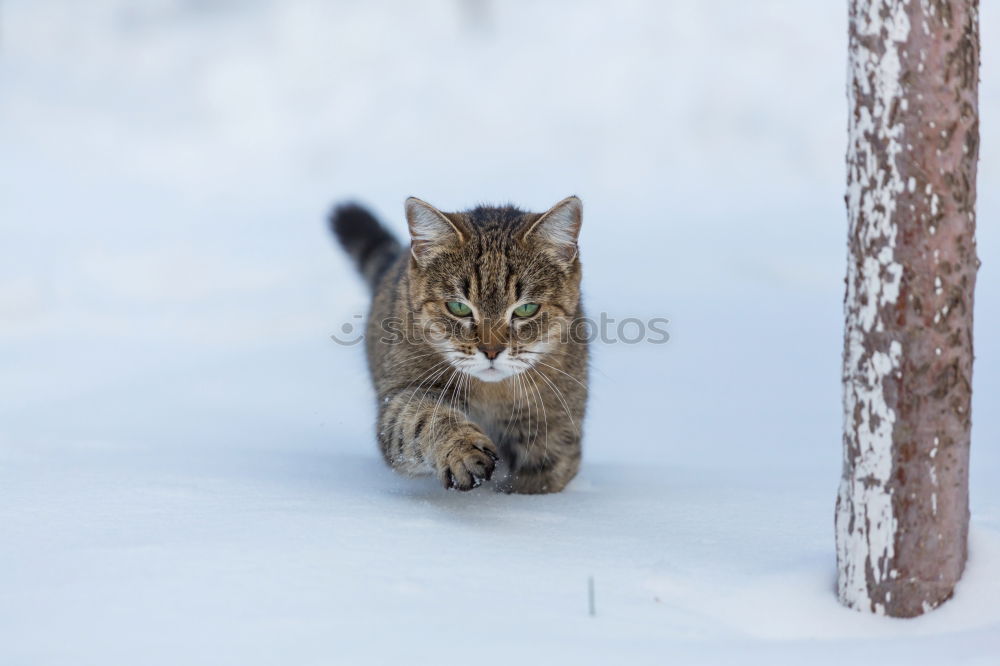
[2,1,999,664]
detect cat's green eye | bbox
[512,303,540,318]
[446,301,472,317]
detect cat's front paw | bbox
[436,427,499,491]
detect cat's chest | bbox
[465,380,519,439]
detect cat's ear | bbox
[521,196,582,262]
[405,197,466,264]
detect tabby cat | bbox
[331,197,588,493]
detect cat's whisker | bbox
[529,366,580,435]
[397,360,453,428]
[427,366,461,442]
[518,372,533,454]
[381,350,442,373]
[531,359,589,390]
[395,360,450,405]
[500,369,520,441]
[513,372,527,448]
[524,368,548,454]
[449,369,469,433]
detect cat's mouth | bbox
[453,356,524,383]
[447,345,545,383]
[476,366,508,382]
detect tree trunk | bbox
[836,0,979,617]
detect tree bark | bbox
[836,0,979,617]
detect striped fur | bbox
[330,197,588,493]
[330,203,402,290]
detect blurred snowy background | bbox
[1,1,999,664]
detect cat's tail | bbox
[329,203,402,290]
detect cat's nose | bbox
[478,344,505,360]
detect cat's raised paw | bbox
[438,433,499,491]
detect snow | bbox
[2,1,1000,664]
[4,444,1000,665]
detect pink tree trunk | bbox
[836,0,979,617]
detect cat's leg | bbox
[496,420,582,494]
[376,387,499,491]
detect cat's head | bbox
[404,196,583,383]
